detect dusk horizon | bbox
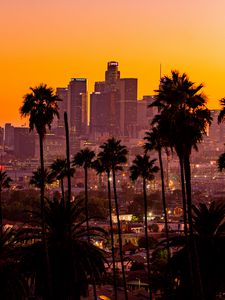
[1,0,225,125]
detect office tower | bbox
[105,61,120,91]
[4,123,14,149]
[90,92,111,136]
[95,81,105,93]
[56,87,68,127]
[136,96,157,133]
[208,110,225,142]
[0,127,4,147]
[119,78,137,137]
[14,127,35,159]
[68,78,87,136]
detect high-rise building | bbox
[0,127,4,148]
[67,78,87,136]
[4,123,14,149]
[105,61,120,91]
[56,87,68,127]
[119,78,137,137]
[136,96,157,134]
[14,127,35,159]
[90,92,111,136]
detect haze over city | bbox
[1,0,225,125]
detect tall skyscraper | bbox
[105,61,120,91]
[119,78,137,137]
[14,127,35,159]
[4,123,14,149]
[56,87,68,127]
[67,78,87,136]
[90,92,111,137]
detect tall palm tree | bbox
[73,148,97,300]
[73,148,95,240]
[130,154,159,300]
[0,170,12,237]
[50,158,75,206]
[151,71,212,300]
[93,156,118,300]
[152,71,211,233]
[20,84,60,234]
[144,127,170,259]
[99,137,128,300]
[20,83,60,299]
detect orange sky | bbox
[1,0,225,126]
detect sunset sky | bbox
[1,0,225,126]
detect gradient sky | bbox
[1,0,225,126]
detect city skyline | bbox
[1,0,225,126]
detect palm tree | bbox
[218,97,225,124]
[20,84,60,234]
[21,198,106,300]
[73,148,95,240]
[0,170,12,237]
[217,152,225,172]
[93,156,118,300]
[0,227,28,299]
[20,83,60,299]
[99,137,128,300]
[130,154,159,300]
[73,148,97,300]
[50,158,75,206]
[30,167,55,189]
[151,71,212,300]
[144,127,170,259]
[166,201,225,300]
[152,71,211,233]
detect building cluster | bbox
[56,61,157,142]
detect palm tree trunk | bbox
[64,112,71,210]
[0,189,2,238]
[107,170,118,300]
[84,165,98,300]
[60,178,65,207]
[158,148,170,260]
[84,166,89,240]
[179,157,188,237]
[39,134,52,300]
[112,165,128,300]
[184,155,205,300]
[64,112,80,300]
[143,178,153,300]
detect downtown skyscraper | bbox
[90,61,138,138]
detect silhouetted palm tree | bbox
[151,71,212,300]
[30,167,55,189]
[130,154,159,300]
[93,156,118,300]
[99,137,128,300]
[218,97,225,124]
[0,170,12,237]
[0,227,28,300]
[21,198,106,300]
[73,148,95,239]
[50,158,75,206]
[144,127,170,259]
[218,152,225,172]
[20,83,60,299]
[152,71,211,234]
[166,201,225,300]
